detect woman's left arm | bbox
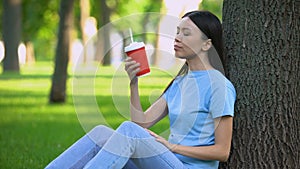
[148,116,233,162]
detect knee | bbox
[88,125,114,139]
[90,125,111,133]
[116,121,147,137]
[118,121,140,130]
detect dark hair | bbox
[163,10,225,94]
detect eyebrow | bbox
[177,27,192,31]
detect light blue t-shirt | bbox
[163,69,236,169]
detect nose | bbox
[175,35,181,43]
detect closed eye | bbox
[176,27,191,36]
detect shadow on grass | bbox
[0,65,171,168]
[0,116,85,168]
[0,74,52,80]
[0,94,170,168]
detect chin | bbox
[175,54,187,59]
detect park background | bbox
[0,0,299,168]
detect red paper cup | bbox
[125,42,150,77]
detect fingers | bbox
[127,63,140,73]
[145,128,158,137]
[145,129,165,142]
[124,57,134,62]
[145,129,176,151]
[125,58,138,70]
[124,57,140,81]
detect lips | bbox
[174,44,183,51]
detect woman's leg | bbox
[45,125,114,169]
[84,121,186,169]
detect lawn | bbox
[0,62,172,168]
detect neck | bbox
[186,53,214,71]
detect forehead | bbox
[177,17,199,30]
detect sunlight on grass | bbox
[0,62,173,168]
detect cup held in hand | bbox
[125,42,150,77]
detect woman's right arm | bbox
[125,57,168,128]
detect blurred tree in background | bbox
[0,0,226,101]
[0,0,223,64]
[22,0,59,61]
[22,0,55,63]
[0,2,2,38]
[49,0,75,103]
[2,0,22,73]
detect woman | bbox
[45,10,236,169]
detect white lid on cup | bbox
[124,42,145,52]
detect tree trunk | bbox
[220,0,300,168]
[25,41,35,65]
[99,0,111,65]
[49,0,74,103]
[2,0,21,73]
[80,0,90,64]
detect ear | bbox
[202,39,212,51]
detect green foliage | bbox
[89,0,162,44]
[73,0,82,39]
[22,0,59,60]
[0,0,223,61]
[0,62,171,168]
[89,0,100,25]
[199,0,223,20]
[22,0,54,41]
[111,0,162,19]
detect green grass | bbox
[0,62,172,168]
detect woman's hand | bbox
[124,57,140,85]
[146,129,177,151]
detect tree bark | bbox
[25,41,35,64]
[2,0,22,73]
[80,0,90,64]
[99,0,111,65]
[220,0,300,168]
[49,0,74,103]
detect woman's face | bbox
[174,17,208,59]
